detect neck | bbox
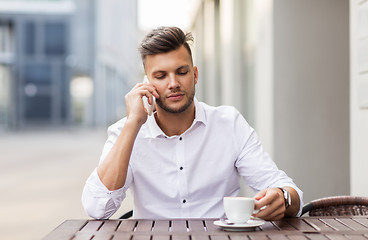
[154,103,195,137]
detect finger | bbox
[133,82,153,92]
[254,196,285,220]
[257,206,285,221]
[255,194,274,209]
[141,81,160,97]
[254,200,283,218]
[140,85,159,100]
[132,82,146,90]
[126,88,152,110]
[138,89,157,107]
[145,87,159,100]
[152,89,160,99]
[148,94,155,105]
[146,86,159,99]
[254,189,267,200]
[254,200,268,211]
[254,190,268,210]
[143,89,155,100]
[253,189,282,214]
[257,188,281,206]
[126,84,150,101]
[262,211,284,221]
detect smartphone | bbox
[142,75,155,116]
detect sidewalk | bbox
[0,128,133,240]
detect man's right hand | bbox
[125,82,159,125]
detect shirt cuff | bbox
[89,169,127,200]
[82,168,127,219]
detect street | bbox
[0,128,133,240]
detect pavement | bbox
[0,127,133,240]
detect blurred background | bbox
[0,0,367,239]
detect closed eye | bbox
[177,66,189,76]
[155,74,166,79]
[177,71,188,75]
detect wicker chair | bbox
[301,196,368,216]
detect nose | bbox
[168,74,180,89]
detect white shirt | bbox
[82,98,303,219]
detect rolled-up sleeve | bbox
[233,111,304,217]
[82,168,131,219]
[81,118,132,219]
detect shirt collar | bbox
[146,97,207,138]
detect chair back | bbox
[302,196,368,216]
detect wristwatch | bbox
[278,187,291,209]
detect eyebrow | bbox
[152,70,166,75]
[177,65,189,71]
[152,65,190,75]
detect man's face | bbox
[144,45,198,114]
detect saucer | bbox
[213,219,265,231]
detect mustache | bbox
[164,88,185,97]
[169,88,182,94]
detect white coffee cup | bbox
[223,196,255,224]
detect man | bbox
[82,26,303,220]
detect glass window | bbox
[25,95,51,120]
[24,63,51,85]
[23,21,35,55]
[60,67,68,120]
[44,22,66,56]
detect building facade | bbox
[0,19,13,128]
[0,0,139,129]
[0,1,74,129]
[92,0,140,127]
[189,0,350,202]
[350,0,368,196]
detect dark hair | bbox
[139,26,193,66]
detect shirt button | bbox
[183,199,186,203]
[179,137,182,141]
[180,167,183,170]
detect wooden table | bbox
[43,216,368,240]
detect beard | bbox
[156,86,195,114]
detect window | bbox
[24,63,51,85]
[25,96,51,120]
[23,21,35,55]
[44,22,66,56]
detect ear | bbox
[193,66,199,84]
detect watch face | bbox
[284,189,291,208]
[279,188,291,209]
